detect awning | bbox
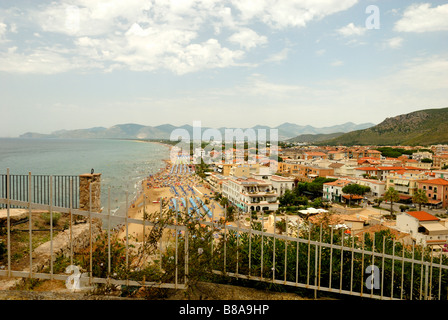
[236,203,245,210]
[342,195,363,200]
[299,208,318,215]
[420,222,448,233]
[299,208,328,215]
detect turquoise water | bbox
[0,138,170,216]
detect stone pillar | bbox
[79,173,102,213]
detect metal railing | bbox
[205,212,448,300]
[0,171,188,290]
[0,170,79,209]
[1,171,447,299]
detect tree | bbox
[383,187,400,217]
[226,205,235,221]
[278,189,296,207]
[342,184,371,207]
[374,197,384,207]
[412,188,428,211]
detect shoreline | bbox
[118,156,226,242]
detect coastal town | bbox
[127,142,448,257]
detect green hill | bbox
[287,132,345,143]
[321,107,448,146]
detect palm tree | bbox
[383,187,400,217]
[412,188,428,211]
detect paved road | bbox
[330,199,447,217]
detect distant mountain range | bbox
[319,107,448,146]
[19,121,375,141]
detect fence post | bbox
[410,244,415,300]
[50,176,54,280]
[28,172,33,277]
[424,264,429,300]
[224,203,227,274]
[89,183,93,284]
[284,215,288,284]
[69,178,73,267]
[260,211,262,280]
[6,168,11,277]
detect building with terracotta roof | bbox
[207,173,228,193]
[347,148,381,160]
[327,150,347,160]
[270,175,295,197]
[276,159,334,182]
[323,179,352,202]
[302,151,328,160]
[417,178,448,209]
[433,154,448,169]
[396,211,448,247]
[434,170,448,180]
[385,171,428,197]
[357,157,381,166]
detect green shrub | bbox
[40,212,62,226]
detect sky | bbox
[0,0,447,137]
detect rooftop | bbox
[418,178,448,186]
[405,211,439,222]
[324,179,351,187]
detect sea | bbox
[0,138,170,218]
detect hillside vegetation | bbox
[320,107,448,146]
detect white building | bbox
[356,178,386,198]
[396,211,448,247]
[324,176,385,199]
[270,175,295,197]
[433,170,448,180]
[323,179,352,202]
[222,176,279,213]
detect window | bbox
[429,186,433,190]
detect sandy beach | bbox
[118,158,226,243]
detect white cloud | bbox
[385,37,404,49]
[0,22,6,37]
[231,0,358,29]
[394,3,448,33]
[228,28,267,50]
[74,24,245,75]
[0,0,359,75]
[337,22,366,36]
[387,56,448,91]
[331,60,344,67]
[265,48,290,62]
[33,0,153,36]
[0,47,75,74]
